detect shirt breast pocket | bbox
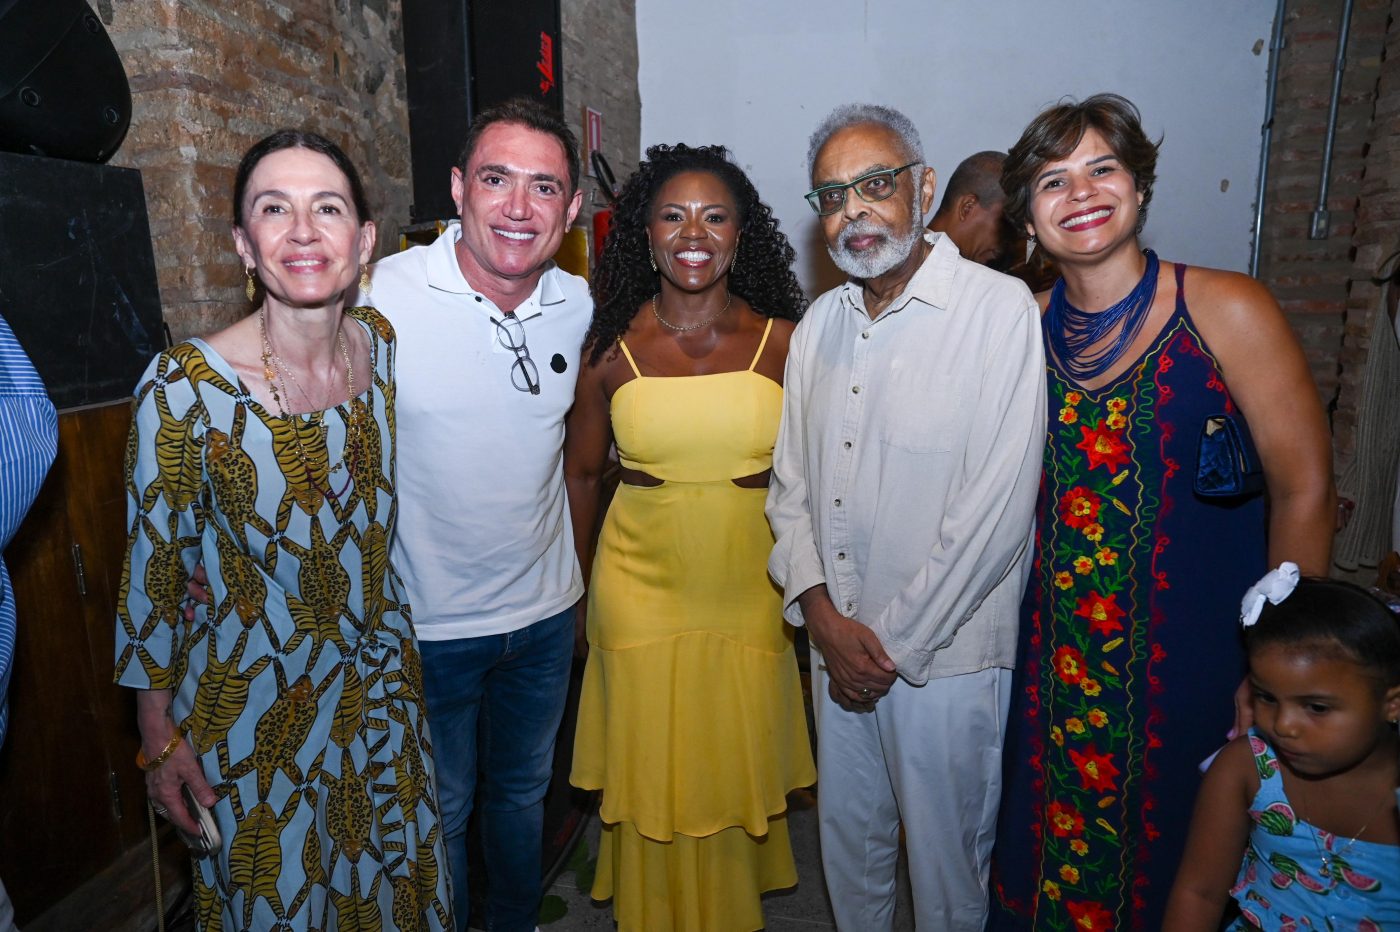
[878,371,960,454]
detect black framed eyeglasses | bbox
[805,162,919,216]
[493,315,540,395]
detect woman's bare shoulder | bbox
[765,314,797,342]
[1180,265,1279,319]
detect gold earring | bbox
[359,267,372,296]
[245,267,257,301]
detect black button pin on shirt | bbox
[550,354,567,374]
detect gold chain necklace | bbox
[259,308,360,501]
[651,291,732,332]
[1296,775,1391,886]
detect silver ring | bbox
[152,804,168,815]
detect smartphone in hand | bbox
[176,784,221,857]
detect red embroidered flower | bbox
[1066,899,1115,930]
[1076,421,1130,473]
[1059,486,1101,529]
[1047,800,1085,837]
[1068,745,1121,793]
[1053,646,1087,685]
[1075,591,1126,636]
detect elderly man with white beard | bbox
[765,103,1046,930]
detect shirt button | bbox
[851,385,860,394]
[845,602,855,613]
[474,295,483,302]
[843,441,852,449]
[837,552,846,560]
[834,499,842,507]
[862,331,870,339]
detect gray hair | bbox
[807,103,926,175]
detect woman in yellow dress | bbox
[564,143,815,931]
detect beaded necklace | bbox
[258,308,359,502]
[1045,249,1160,383]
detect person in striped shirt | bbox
[0,312,58,932]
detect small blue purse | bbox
[1195,413,1265,498]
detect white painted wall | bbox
[637,0,1275,294]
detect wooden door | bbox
[0,399,152,923]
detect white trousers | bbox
[812,658,1011,932]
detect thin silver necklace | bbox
[652,291,732,333]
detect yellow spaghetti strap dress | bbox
[572,318,816,931]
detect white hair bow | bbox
[1239,562,1300,628]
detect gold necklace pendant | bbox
[652,291,733,333]
[1297,777,1388,889]
[258,308,361,501]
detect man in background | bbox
[927,149,1009,266]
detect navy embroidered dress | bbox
[990,264,1267,930]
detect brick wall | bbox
[562,0,641,226]
[98,0,640,342]
[101,0,411,341]
[1258,0,1400,572]
[1256,0,1393,421]
[1334,1,1400,467]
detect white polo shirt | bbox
[366,222,591,639]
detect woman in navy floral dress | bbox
[989,95,1335,930]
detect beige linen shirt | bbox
[766,233,1046,684]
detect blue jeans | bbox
[419,607,574,932]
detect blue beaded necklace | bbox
[1045,249,1160,383]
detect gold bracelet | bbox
[136,732,183,771]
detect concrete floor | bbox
[537,789,915,930]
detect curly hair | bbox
[1001,93,1160,233]
[584,143,807,364]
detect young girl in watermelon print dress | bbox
[1165,567,1400,931]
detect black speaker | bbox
[0,0,132,163]
[401,0,563,223]
[0,152,164,408]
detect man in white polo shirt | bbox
[365,98,588,932]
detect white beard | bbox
[826,196,925,280]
